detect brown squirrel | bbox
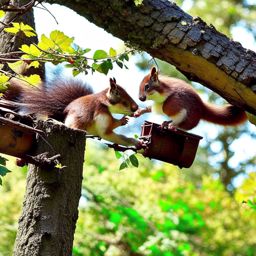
[3,78,142,147]
[135,67,247,130]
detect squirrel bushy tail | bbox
[5,79,93,121]
[201,102,247,126]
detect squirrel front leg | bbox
[112,116,129,129]
[134,106,152,117]
[95,113,141,147]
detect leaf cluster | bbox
[0,19,134,90]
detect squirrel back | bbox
[139,67,247,130]
[5,79,93,121]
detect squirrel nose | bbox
[139,96,146,101]
[131,103,138,112]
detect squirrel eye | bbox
[144,83,150,91]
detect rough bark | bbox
[14,121,86,256]
[46,0,256,115]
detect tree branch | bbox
[46,0,256,115]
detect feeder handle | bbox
[106,143,138,152]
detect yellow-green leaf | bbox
[0,10,5,18]
[0,74,9,84]
[20,74,41,86]
[28,61,40,69]
[38,34,55,51]
[20,23,36,38]
[4,27,19,34]
[20,44,42,57]
[109,47,117,57]
[0,74,9,91]
[49,30,74,53]
[23,30,37,37]
[7,61,24,74]
[12,22,21,29]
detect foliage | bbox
[0,144,256,255]
[0,18,133,90]
[183,0,256,39]
[73,142,256,256]
[0,157,27,255]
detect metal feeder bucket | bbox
[140,121,202,168]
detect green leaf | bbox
[115,151,122,159]
[119,161,128,170]
[0,156,8,165]
[97,165,105,173]
[0,10,5,18]
[129,154,139,167]
[248,200,256,210]
[116,60,123,69]
[93,60,112,75]
[83,48,91,54]
[119,53,129,61]
[109,47,117,57]
[159,200,173,212]
[151,170,165,181]
[0,165,11,177]
[109,212,123,225]
[93,49,108,60]
[72,68,80,77]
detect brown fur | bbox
[4,78,140,147]
[139,67,247,130]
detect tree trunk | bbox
[14,121,86,256]
[46,0,256,115]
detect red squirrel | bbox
[136,67,247,130]
[3,78,142,147]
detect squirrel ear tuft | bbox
[150,67,158,82]
[151,67,157,76]
[109,78,117,89]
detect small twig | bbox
[34,2,58,25]
[106,143,137,152]
[22,152,61,168]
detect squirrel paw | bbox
[120,116,129,126]
[133,108,147,118]
[161,120,172,129]
[168,124,179,132]
[135,140,147,150]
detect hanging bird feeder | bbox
[140,121,202,168]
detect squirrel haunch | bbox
[138,67,247,130]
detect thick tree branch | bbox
[46,0,256,115]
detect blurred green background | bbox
[1,0,256,255]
